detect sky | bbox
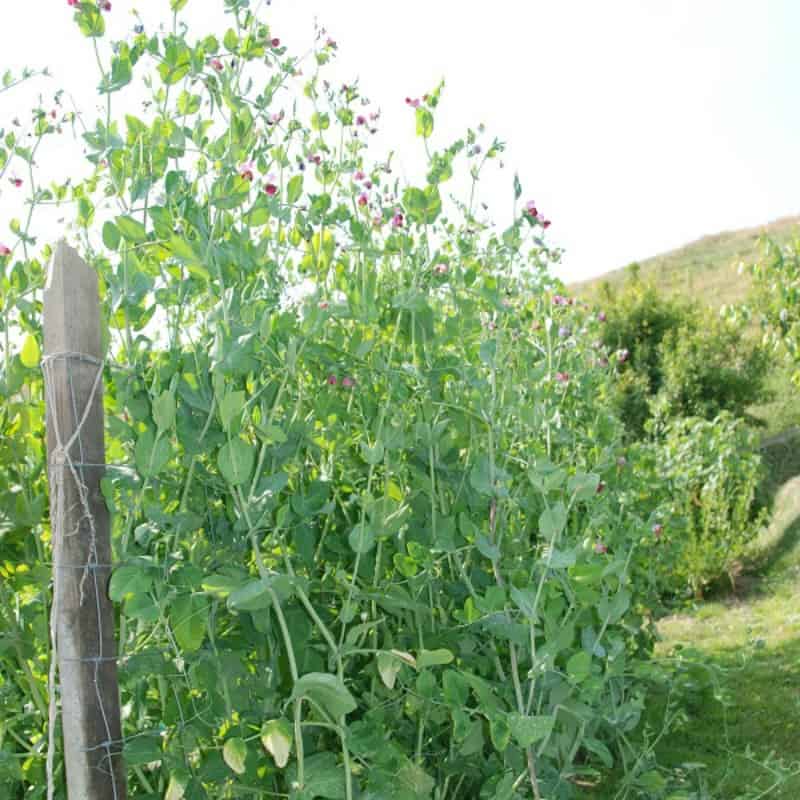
[2,0,799,282]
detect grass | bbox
[571,215,800,311]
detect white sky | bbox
[2,1,798,282]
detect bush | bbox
[655,315,769,424]
[596,275,768,436]
[633,414,765,598]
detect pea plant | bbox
[1,2,677,798]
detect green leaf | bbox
[152,390,176,431]
[20,335,39,368]
[169,594,208,652]
[289,752,345,799]
[513,172,522,200]
[223,737,248,775]
[102,221,121,251]
[261,719,293,768]
[417,648,454,669]
[123,735,162,765]
[219,391,245,432]
[170,0,189,10]
[539,502,567,540]
[109,565,153,602]
[227,579,271,611]
[291,673,357,719]
[76,7,106,38]
[218,438,255,485]
[566,651,592,683]
[348,523,376,554]
[134,429,171,477]
[115,214,148,244]
[165,769,190,800]
[287,174,303,204]
[403,185,441,225]
[415,107,434,138]
[360,440,384,465]
[507,713,555,747]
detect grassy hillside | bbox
[572,215,800,309]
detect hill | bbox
[572,215,800,309]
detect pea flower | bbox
[0,244,11,256]
[364,180,373,189]
[617,348,630,364]
[271,38,281,47]
[594,542,608,554]
[309,154,321,165]
[268,111,284,125]
[558,325,571,338]
[525,201,538,217]
[356,115,367,126]
[434,263,448,275]
[210,58,224,72]
[67,0,78,6]
[342,376,355,388]
[552,294,568,306]
[652,523,664,538]
[404,97,421,108]
[358,192,369,207]
[264,175,278,196]
[239,161,254,181]
[327,375,338,386]
[10,176,22,188]
[597,311,607,322]
[101,0,112,10]
[542,219,552,229]
[555,371,570,384]
[326,37,337,49]
[596,480,606,493]
[318,300,329,310]
[354,170,366,181]
[391,210,404,228]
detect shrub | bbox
[596,276,768,435]
[638,414,765,598]
[655,315,769,424]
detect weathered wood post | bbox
[43,241,127,799]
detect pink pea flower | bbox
[542,219,551,229]
[555,371,570,384]
[364,180,373,189]
[100,0,111,10]
[596,480,606,494]
[358,192,369,207]
[271,38,281,47]
[597,311,607,322]
[356,115,367,126]
[405,97,421,108]
[372,216,383,228]
[552,294,568,306]
[354,170,366,181]
[391,210,404,228]
[652,523,664,539]
[0,244,11,257]
[342,376,355,388]
[67,0,78,5]
[558,325,571,338]
[525,201,538,217]
[594,542,608,555]
[326,37,337,49]
[10,176,22,188]
[318,300,329,310]
[370,111,380,121]
[327,375,338,386]
[597,357,609,368]
[309,154,321,165]
[210,58,224,72]
[264,181,278,196]
[268,111,284,125]
[434,263,448,275]
[239,161,254,181]
[617,348,630,364]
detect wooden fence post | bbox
[43,241,127,799]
